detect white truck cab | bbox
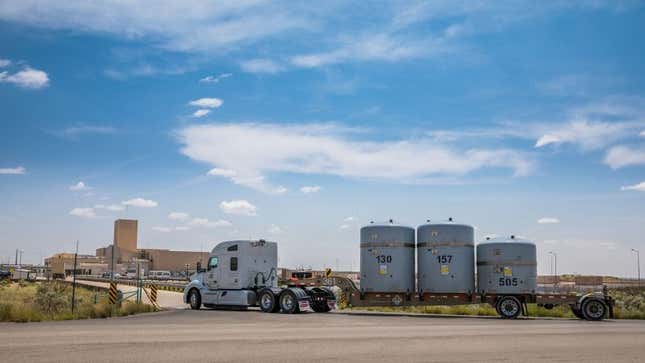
[184,240,279,308]
[184,239,335,313]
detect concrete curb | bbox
[334,310,585,321]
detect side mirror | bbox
[196,262,203,273]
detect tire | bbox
[258,289,279,313]
[581,298,607,321]
[571,306,585,320]
[310,287,334,313]
[279,289,300,314]
[188,288,201,310]
[496,296,522,319]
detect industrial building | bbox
[45,219,208,278]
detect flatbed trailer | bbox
[285,275,614,321]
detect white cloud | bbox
[0,2,311,53]
[621,181,645,192]
[344,216,355,222]
[69,181,89,191]
[604,145,645,169]
[200,73,232,83]
[0,66,49,89]
[52,125,115,139]
[207,168,237,177]
[69,207,96,219]
[0,166,26,175]
[122,198,158,208]
[189,98,222,108]
[179,123,532,193]
[188,217,232,228]
[300,185,321,194]
[0,59,10,67]
[207,167,286,194]
[640,130,645,137]
[240,59,284,74]
[152,225,192,232]
[94,204,125,212]
[219,199,257,216]
[168,212,190,220]
[339,224,350,230]
[537,217,560,224]
[267,224,282,234]
[193,109,211,118]
[291,33,437,68]
[534,119,640,150]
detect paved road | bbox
[2,310,644,362]
[71,279,185,309]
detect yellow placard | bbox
[503,266,513,277]
[440,265,449,275]
[379,264,388,275]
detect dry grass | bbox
[0,281,156,322]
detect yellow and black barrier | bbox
[108,282,118,304]
[150,285,158,304]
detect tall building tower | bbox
[114,219,138,252]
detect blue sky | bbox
[1,1,644,276]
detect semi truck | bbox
[183,240,336,313]
[183,238,614,321]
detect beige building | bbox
[44,253,105,278]
[114,219,137,252]
[139,249,208,272]
[47,218,210,277]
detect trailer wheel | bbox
[581,298,607,321]
[496,296,521,319]
[258,289,279,313]
[571,306,585,320]
[279,289,300,314]
[188,288,201,310]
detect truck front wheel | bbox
[188,289,201,310]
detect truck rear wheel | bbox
[311,287,334,313]
[496,296,521,319]
[581,298,607,321]
[188,289,201,310]
[279,289,300,314]
[258,289,280,313]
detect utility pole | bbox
[632,249,641,287]
[548,251,557,287]
[15,249,18,265]
[71,240,79,314]
[111,243,115,280]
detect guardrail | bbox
[75,276,187,292]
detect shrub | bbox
[35,281,70,315]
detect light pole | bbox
[632,249,640,287]
[548,251,557,287]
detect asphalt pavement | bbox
[2,309,644,362]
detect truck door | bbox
[204,256,219,290]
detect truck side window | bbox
[230,257,238,271]
[207,256,218,271]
